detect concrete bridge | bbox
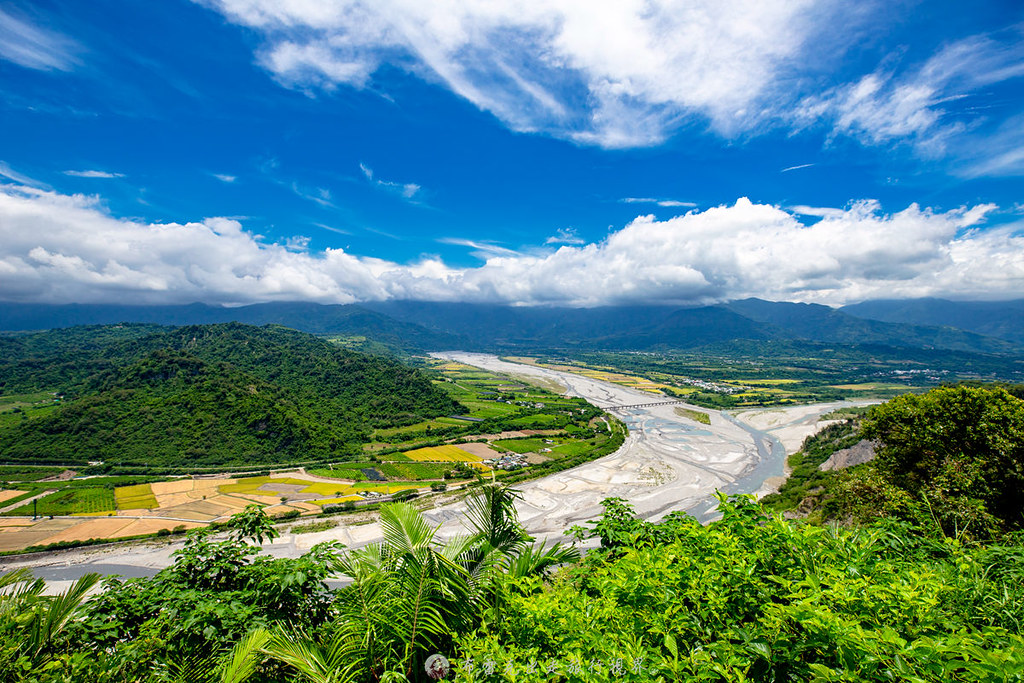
[604,399,686,411]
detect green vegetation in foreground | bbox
[2,483,1023,681]
[459,495,1024,681]
[2,384,1021,682]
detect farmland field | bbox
[403,444,482,462]
[493,438,550,454]
[9,487,115,516]
[114,483,158,510]
[378,462,452,480]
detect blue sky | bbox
[0,0,1021,307]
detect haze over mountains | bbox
[1,298,1020,356]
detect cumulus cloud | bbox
[197,0,841,147]
[0,7,81,71]
[2,182,1021,307]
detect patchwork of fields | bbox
[0,354,619,553]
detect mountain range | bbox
[0,298,1020,356]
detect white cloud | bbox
[621,197,697,208]
[1,182,1019,307]
[290,182,334,208]
[360,162,421,200]
[198,0,839,148]
[0,7,81,71]
[213,173,237,183]
[780,163,815,173]
[951,114,1024,178]
[795,33,1024,156]
[437,237,518,258]
[545,227,584,245]
[64,170,125,179]
[0,161,47,188]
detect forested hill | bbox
[0,323,462,468]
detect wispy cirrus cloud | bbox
[196,0,1024,180]
[0,7,81,72]
[794,33,1024,158]
[197,0,842,148]
[545,227,585,245]
[63,170,125,179]
[1,181,1019,307]
[621,197,697,209]
[437,237,518,258]
[213,173,237,183]
[359,163,421,201]
[0,161,47,189]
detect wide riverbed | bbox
[3,353,863,585]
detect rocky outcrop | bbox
[820,439,878,471]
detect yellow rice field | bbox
[115,483,158,510]
[404,444,482,462]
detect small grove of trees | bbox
[861,385,1024,537]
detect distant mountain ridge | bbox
[841,298,1024,345]
[1,298,1020,356]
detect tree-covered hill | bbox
[0,323,462,468]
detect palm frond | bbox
[218,627,273,683]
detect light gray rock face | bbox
[820,439,878,471]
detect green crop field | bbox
[383,462,452,480]
[307,464,371,481]
[10,487,116,516]
[493,438,550,454]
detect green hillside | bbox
[0,323,462,468]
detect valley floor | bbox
[0,353,863,591]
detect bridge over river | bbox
[605,399,686,411]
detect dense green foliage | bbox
[862,386,1024,535]
[0,487,579,682]
[457,496,1024,682]
[767,385,1024,541]
[0,323,462,467]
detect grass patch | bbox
[674,407,712,425]
[311,495,364,506]
[551,441,598,457]
[115,483,158,510]
[290,519,339,534]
